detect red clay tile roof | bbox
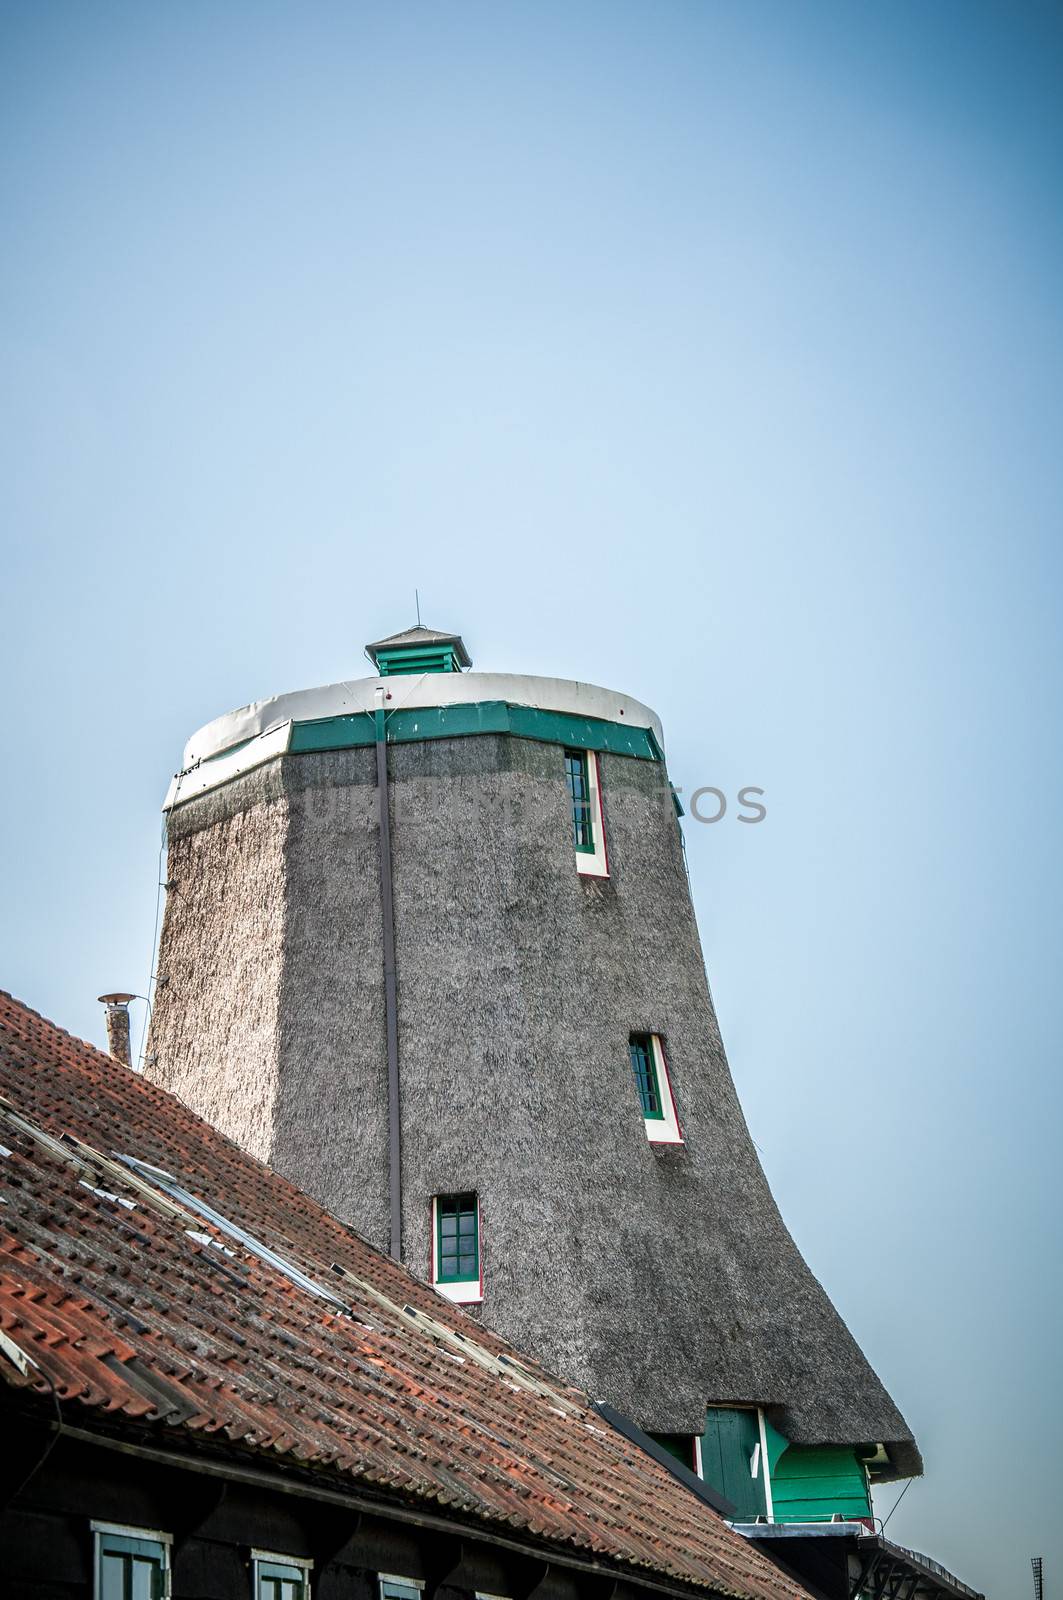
[0,991,806,1600]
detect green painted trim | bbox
[763,1417,790,1477]
[525,706,656,758]
[288,702,661,762]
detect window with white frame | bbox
[93,1522,171,1600]
[379,1576,424,1600]
[253,1550,313,1600]
[431,1192,483,1303]
[628,1033,683,1144]
[564,748,608,877]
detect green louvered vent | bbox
[375,645,462,677]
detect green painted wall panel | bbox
[771,1445,871,1523]
[287,702,661,762]
[774,1495,869,1519]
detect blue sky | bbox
[2,3,1061,1594]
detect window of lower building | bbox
[379,1577,425,1600]
[432,1192,482,1303]
[564,748,608,877]
[93,1523,171,1600]
[628,1034,683,1144]
[252,1552,312,1600]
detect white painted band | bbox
[181,671,664,768]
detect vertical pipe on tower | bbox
[375,688,402,1259]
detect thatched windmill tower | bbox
[146,623,920,1523]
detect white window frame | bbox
[431,1194,483,1305]
[252,1549,313,1599]
[574,749,609,878]
[379,1576,425,1600]
[641,1034,683,1145]
[92,1521,172,1600]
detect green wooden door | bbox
[699,1407,767,1519]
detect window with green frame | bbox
[94,1525,170,1600]
[254,1554,311,1600]
[564,749,595,852]
[435,1193,479,1283]
[629,1034,665,1119]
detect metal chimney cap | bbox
[98,992,136,1006]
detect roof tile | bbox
[0,990,806,1600]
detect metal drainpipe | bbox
[375,687,402,1260]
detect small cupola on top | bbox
[366,623,472,677]
[146,620,921,1527]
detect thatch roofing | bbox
[143,728,923,1486]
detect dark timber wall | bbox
[147,731,917,1469]
[0,1416,633,1600]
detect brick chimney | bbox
[98,993,135,1068]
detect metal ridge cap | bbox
[181,672,665,767]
